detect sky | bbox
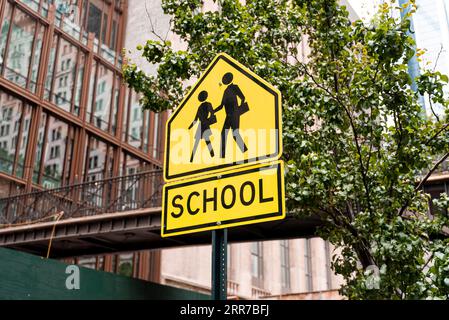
[347,0,382,21]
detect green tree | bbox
[123,0,449,299]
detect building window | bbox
[51,127,62,141]
[1,7,44,93]
[84,136,109,182]
[44,35,85,115]
[88,62,118,133]
[0,89,31,178]
[227,244,232,279]
[133,108,140,122]
[96,99,103,112]
[280,240,291,291]
[0,2,12,71]
[251,242,264,288]
[153,113,160,158]
[127,91,142,149]
[304,239,313,292]
[87,2,103,40]
[33,113,74,188]
[49,145,61,159]
[77,256,96,269]
[89,155,99,169]
[117,253,134,278]
[96,256,105,271]
[324,241,332,290]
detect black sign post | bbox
[211,228,227,300]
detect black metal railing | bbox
[0,169,163,227]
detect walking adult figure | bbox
[215,72,249,158]
[189,90,216,162]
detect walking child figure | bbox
[189,91,217,162]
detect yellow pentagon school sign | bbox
[161,161,285,237]
[164,53,282,181]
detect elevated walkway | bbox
[0,170,322,257]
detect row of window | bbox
[71,240,334,294]
[72,253,141,279]
[250,240,333,292]
[16,0,123,64]
[0,88,158,191]
[0,2,163,158]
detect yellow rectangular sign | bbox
[162,161,285,237]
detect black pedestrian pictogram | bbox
[189,91,217,162]
[215,72,249,158]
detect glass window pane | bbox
[87,59,97,119]
[74,52,85,115]
[0,1,12,71]
[153,113,160,158]
[40,0,51,18]
[52,37,78,113]
[106,145,114,178]
[42,116,71,188]
[81,0,88,29]
[128,92,142,149]
[63,127,75,185]
[93,64,113,131]
[251,255,258,277]
[81,137,108,207]
[85,136,107,182]
[110,20,117,50]
[111,255,117,273]
[33,112,47,184]
[280,240,290,289]
[29,24,45,93]
[126,154,140,176]
[0,90,22,175]
[53,0,82,40]
[101,13,108,44]
[78,256,96,269]
[16,104,32,178]
[123,154,141,209]
[97,256,104,271]
[142,111,150,153]
[44,35,58,101]
[18,0,40,12]
[5,9,36,88]
[111,75,120,135]
[251,242,263,280]
[87,2,102,39]
[122,88,130,141]
[118,253,133,277]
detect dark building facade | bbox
[0,0,167,282]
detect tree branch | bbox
[433,44,444,72]
[425,122,449,146]
[428,96,440,122]
[415,151,449,192]
[145,2,168,42]
[398,151,449,216]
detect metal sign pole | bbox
[211,228,227,300]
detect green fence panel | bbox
[0,248,209,300]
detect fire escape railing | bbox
[0,170,164,227]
